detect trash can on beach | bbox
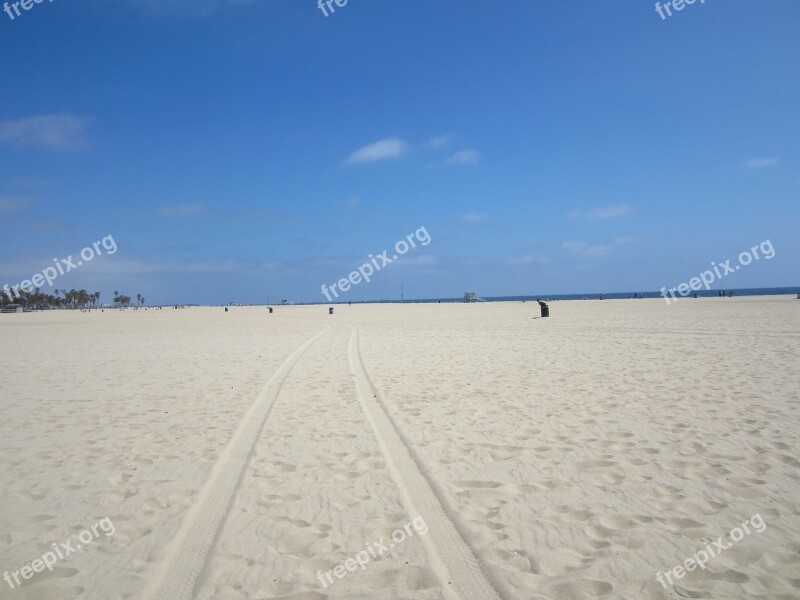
[329,307,334,315]
[268,307,273,314]
[538,301,549,318]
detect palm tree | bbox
[60,289,73,309]
[113,292,132,307]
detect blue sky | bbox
[1,0,798,304]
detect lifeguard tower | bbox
[464,292,484,303]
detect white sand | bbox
[1,297,798,599]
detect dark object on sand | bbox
[538,301,550,318]
[268,307,273,314]
[329,307,334,315]
[225,307,228,312]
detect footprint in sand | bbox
[592,472,625,487]
[661,517,705,530]
[10,585,85,599]
[275,530,331,558]
[366,512,408,526]
[539,550,587,576]
[274,517,311,528]
[597,515,638,529]
[487,547,541,574]
[575,460,617,469]
[450,480,503,489]
[555,507,593,522]
[24,566,79,584]
[694,568,750,584]
[471,518,510,544]
[266,461,297,473]
[18,490,48,501]
[109,472,133,485]
[544,579,614,597]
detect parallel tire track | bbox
[141,325,331,600]
[348,327,507,600]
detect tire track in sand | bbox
[348,327,506,600]
[141,325,331,600]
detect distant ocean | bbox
[379,287,800,304]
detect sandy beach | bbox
[1,297,799,600]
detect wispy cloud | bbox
[460,212,488,224]
[338,196,360,208]
[426,133,453,148]
[159,203,204,218]
[568,204,632,220]
[1,217,69,232]
[0,195,32,213]
[58,256,275,278]
[344,138,407,165]
[393,255,439,268]
[746,157,778,169]
[0,114,89,151]
[445,149,480,165]
[506,255,551,265]
[562,241,614,256]
[1,177,51,189]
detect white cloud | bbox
[562,241,614,256]
[159,203,204,217]
[446,149,480,165]
[1,217,67,232]
[589,205,632,219]
[427,133,453,148]
[344,138,407,165]
[568,204,632,220]
[460,212,488,224]
[0,114,89,151]
[462,258,488,266]
[87,257,253,276]
[746,157,778,168]
[506,255,551,265]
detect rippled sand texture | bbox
[1,296,798,600]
